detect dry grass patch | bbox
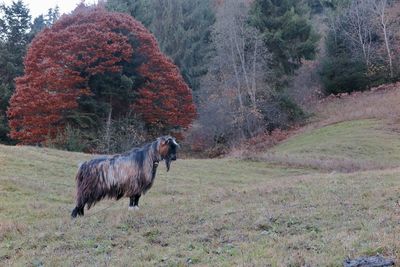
[313,84,400,127]
[257,154,390,172]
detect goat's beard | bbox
[165,158,171,172]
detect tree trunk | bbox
[379,0,394,78]
[105,98,112,154]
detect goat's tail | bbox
[71,164,86,218]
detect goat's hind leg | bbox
[71,205,84,218]
[71,196,86,218]
[134,194,141,208]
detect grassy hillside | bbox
[253,86,400,173]
[263,119,400,171]
[0,144,399,266]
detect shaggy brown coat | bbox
[71,136,178,217]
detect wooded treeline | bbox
[0,0,399,154]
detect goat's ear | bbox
[170,138,180,148]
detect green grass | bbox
[263,119,400,171]
[0,143,399,266]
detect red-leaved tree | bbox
[8,5,196,144]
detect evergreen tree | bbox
[107,0,215,92]
[319,0,395,94]
[319,31,368,94]
[0,0,31,85]
[250,0,319,77]
[45,6,60,25]
[0,0,31,143]
[29,15,46,38]
[29,6,60,40]
[106,0,153,26]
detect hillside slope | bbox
[257,85,400,172]
[263,119,400,171]
[0,144,399,265]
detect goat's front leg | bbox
[129,195,141,211]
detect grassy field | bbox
[262,119,400,172]
[0,129,399,266]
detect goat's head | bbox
[158,136,180,171]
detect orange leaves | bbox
[8,6,136,144]
[8,5,195,145]
[134,48,196,130]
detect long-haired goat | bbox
[71,136,179,218]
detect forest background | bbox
[1,0,399,156]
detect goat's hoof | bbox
[128,206,139,211]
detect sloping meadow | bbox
[262,119,400,172]
[0,144,399,265]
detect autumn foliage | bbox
[7,5,196,144]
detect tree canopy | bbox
[107,0,215,92]
[8,5,195,145]
[250,0,319,77]
[0,0,31,143]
